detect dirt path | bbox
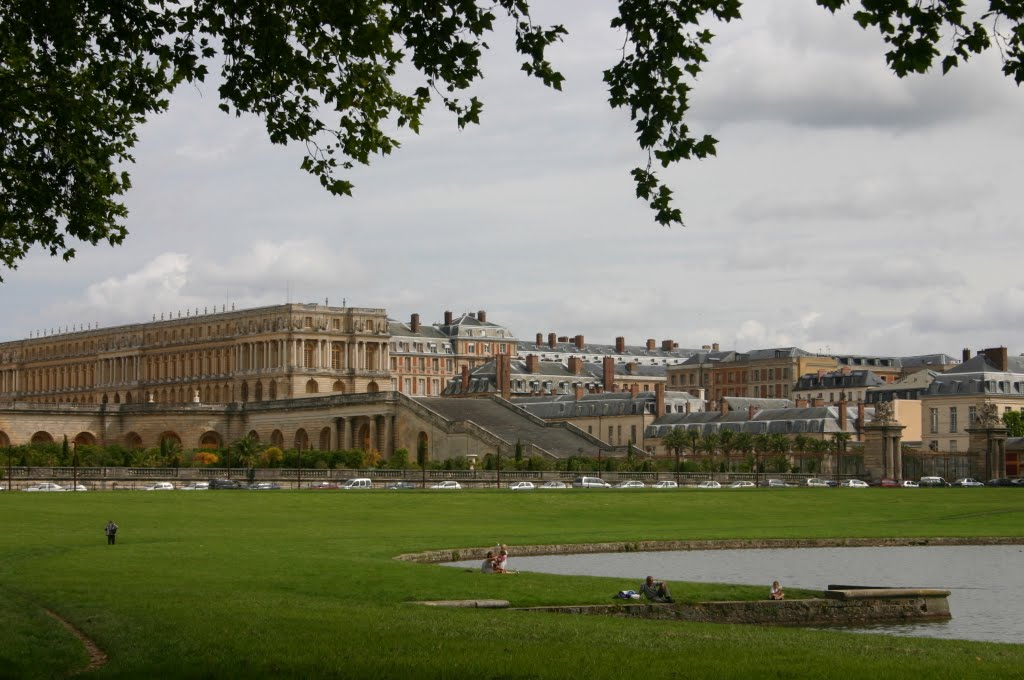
[44,609,107,674]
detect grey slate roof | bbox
[645,404,869,438]
[514,392,653,419]
[794,370,886,391]
[925,355,1024,396]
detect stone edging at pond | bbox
[394,535,1024,564]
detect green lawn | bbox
[1,488,1022,679]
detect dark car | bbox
[986,478,1015,487]
[385,481,417,490]
[209,479,243,489]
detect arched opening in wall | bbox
[270,430,284,448]
[73,432,97,447]
[113,392,120,404]
[30,431,54,445]
[240,381,249,402]
[269,381,277,400]
[205,386,212,403]
[124,432,143,450]
[294,429,309,451]
[213,385,221,402]
[247,430,260,443]
[158,431,182,451]
[0,431,10,447]
[199,431,222,449]
[177,387,185,403]
[367,381,379,394]
[305,379,319,394]
[417,431,430,464]
[125,392,133,404]
[319,427,331,451]
[356,423,371,451]
[101,394,109,404]
[255,381,263,401]
[333,380,345,393]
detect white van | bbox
[339,478,373,489]
[572,476,611,488]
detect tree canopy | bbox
[2,0,1022,277]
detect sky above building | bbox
[2,1,1021,358]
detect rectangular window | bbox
[499,343,507,353]
[467,343,475,354]
[949,440,957,452]
[969,406,977,424]
[949,407,958,433]
[930,408,939,434]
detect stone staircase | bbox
[413,396,608,459]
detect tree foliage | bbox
[2,1,1022,275]
[1003,410,1024,437]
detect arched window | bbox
[333,380,345,393]
[367,381,379,394]
[270,430,284,448]
[295,429,309,451]
[319,427,331,451]
[255,381,263,401]
[305,379,319,394]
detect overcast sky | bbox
[3,0,1022,359]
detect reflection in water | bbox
[448,545,1023,644]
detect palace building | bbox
[0,302,391,406]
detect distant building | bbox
[669,347,837,403]
[792,368,886,405]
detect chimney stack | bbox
[498,354,511,400]
[982,346,1009,371]
[839,396,848,432]
[526,355,540,373]
[616,337,626,353]
[661,339,673,351]
[444,310,453,325]
[603,357,615,392]
[477,310,487,323]
[548,333,557,348]
[712,342,720,351]
[646,338,656,351]
[574,334,585,349]
[536,332,543,347]
[655,384,665,418]
[410,313,420,333]
[460,365,470,391]
[568,356,583,375]
[630,384,639,397]
[857,401,866,429]
[574,385,584,401]
[812,397,824,407]
[962,347,971,363]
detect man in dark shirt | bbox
[639,575,673,602]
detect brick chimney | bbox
[627,361,638,373]
[795,398,808,408]
[535,333,543,347]
[410,313,420,333]
[460,365,470,391]
[526,355,540,373]
[574,334,585,349]
[857,401,866,429]
[646,338,656,350]
[655,384,665,418]
[661,339,673,351]
[574,385,584,401]
[568,356,583,375]
[603,357,615,392]
[477,309,486,323]
[812,397,824,407]
[962,347,971,363]
[720,399,729,415]
[712,342,720,351]
[444,310,453,325]
[558,336,569,343]
[497,354,512,400]
[839,396,848,432]
[548,332,557,348]
[982,346,1009,371]
[616,336,626,353]
[630,384,639,397]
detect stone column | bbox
[368,416,378,453]
[967,423,1009,479]
[862,423,905,481]
[343,418,353,450]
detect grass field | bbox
[1,487,1022,679]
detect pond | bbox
[448,545,1024,644]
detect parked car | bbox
[1013,478,1024,487]
[696,480,721,489]
[249,482,282,490]
[951,478,985,488]
[615,480,645,489]
[539,481,568,489]
[209,479,244,490]
[430,480,462,490]
[728,481,756,489]
[385,481,418,490]
[180,481,209,490]
[508,481,535,491]
[805,478,831,488]
[339,478,373,489]
[651,480,678,489]
[900,480,919,488]
[143,481,175,491]
[572,476,611,488]
[307,481,338,490]
[839,479,869,488]
[875,478,901,488]
[986,478,1016,487]
[65,483,89,491]
[919,476,949,487]
[23,482,65,492]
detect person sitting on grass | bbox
[493,549,509,574]
[639,575,673,603]
[770,580,785,600]
[481,551,496,573]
